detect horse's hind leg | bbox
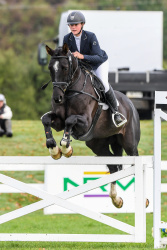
[86,137,123,208]
[122,133,149,207]
[108,136,124,208]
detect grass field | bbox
[0,119,167,159]
[0,120,167,250]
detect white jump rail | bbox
[154,91,167,249]
[0,158,166,196]
[0,155,152,243]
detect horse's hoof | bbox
[51,151,62,160]
[146,198,149,208]
[64,147,73,158]
[112,197,123,208]
[49,146,62,160]
[61,145,73,158]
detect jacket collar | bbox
[68,33,78,51]
[80,30,87,53]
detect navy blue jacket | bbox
[63,30,108,70]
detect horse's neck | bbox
[67,64,98,100]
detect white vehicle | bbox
[58,10,163,71]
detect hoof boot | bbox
[49,146,62,160]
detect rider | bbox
[63,11,127,127]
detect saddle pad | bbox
[99,99,119,110]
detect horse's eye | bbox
[63,67,68,71]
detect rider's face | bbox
[69,23,83,37]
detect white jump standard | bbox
[153,91,167,249]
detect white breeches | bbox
[93,59,110,93]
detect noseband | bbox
[51,53,79,93]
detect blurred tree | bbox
[0,49,37,119]
[0,1,61,119]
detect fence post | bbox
[153,109,162,249]
[135,156,146,242]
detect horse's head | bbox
[46,44,78,104]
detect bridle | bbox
[41,49,101,103]
[51,52,80,93]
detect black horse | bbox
[41,43,140,209]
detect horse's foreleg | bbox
[60,130,73,158]
[41,112,62,160]
[60,115,78,157]
[61,115,88,157]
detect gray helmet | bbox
[67,11,85,25]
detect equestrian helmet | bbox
[67,11,86,25]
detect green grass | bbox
[0,120,94,156]
[0,120,166,249]
[0,212,154,250]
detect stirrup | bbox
[112,112,127,128]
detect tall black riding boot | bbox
[105,86,127,127]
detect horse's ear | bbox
[62,43,69,54]
[45,45,54,56]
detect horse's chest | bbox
[66,99,89,115]
[54,105,65,120]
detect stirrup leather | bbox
[112,112,127,128]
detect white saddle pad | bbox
[99,99,119,110]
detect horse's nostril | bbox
[54,99,59,103]
[54,96,62,103]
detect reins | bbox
[66,71,100,102]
